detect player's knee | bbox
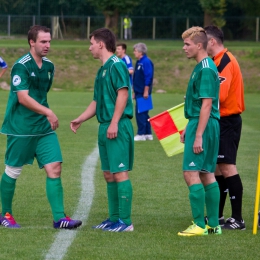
[5,165,23,179]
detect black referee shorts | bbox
[217,114,242,165]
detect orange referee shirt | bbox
[213,48,245,117]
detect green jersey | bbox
[185,57,220,120]
[1,52,54,136]
[93,55,133,123]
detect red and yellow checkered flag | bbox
[149,103,188,157]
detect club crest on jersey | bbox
[192,72,196,79]
[219,76,226,84]
[48,72,51,80]
[102,70,107,77]
[12,75,21,86]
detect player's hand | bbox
[193,136,204,154]
[47,110,59,130]
[70,119,82,134]
[180,129,186,143]
[107,122,118,139]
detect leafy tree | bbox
[85,0,140,35]
[133,0,203,16]
[227,0,260,16]
[0,0,9,12]
[199,0,227,27]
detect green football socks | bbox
[205,182,220,227]
[1,172,16,215]
[107,182,119,222]
[117,180,133,225]
[46,177,65,222]
[189,183,205,229]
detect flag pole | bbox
[253,154,260,234]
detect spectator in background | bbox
[0,57,8,78]
[123,15,132,40]
[205,25,245,230]
[116,43,134,87]
[133,43,154,141]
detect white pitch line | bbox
[45,145,99,260]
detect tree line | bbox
[0,0,259,34]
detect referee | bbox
[205,25,245,230]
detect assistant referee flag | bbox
[149,103,188,157]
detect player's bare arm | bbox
[193,98,212,154]
[70,100,96,133]
[0,67,7,78]
[107,87,128,139]
[17,90,59,130]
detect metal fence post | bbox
[256,17,259,42]
[81,17,86,39]
[87,16,90,39]
[33,15,36,26]
[7,15,11,36]
[186,17,189,29]
[120,17,123,40]
[153,17,156,40]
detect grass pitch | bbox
[0,91,259,260]
[0,38,259,259]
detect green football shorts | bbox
[98,118,134,173]
[183,118,219,173]
[5,133,63,168]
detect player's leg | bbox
[200,173,221,233]
[104,118,134,232]
[0,166,22,228]
[215,116,231,222]
[178,170,208,236]
[92,123,119,229]
[1,136,36,228]
[220,164,245,229]
[217,115,245,230]
[200,118,221,233]
[37,133,81,229]
[215,165,228,223]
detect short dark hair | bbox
[89,28,116,53]
[28,25,51,46]
[204,25,224,44]
[117,43,127,51]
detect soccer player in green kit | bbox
[0,25,82,229]
[178,26,221,236]
[70,28,134,232]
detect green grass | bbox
[0,91,259,259]
[0,39,260,92]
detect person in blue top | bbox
[116,43,133,87]
[133,43,154,141]
[0,56,8,78]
